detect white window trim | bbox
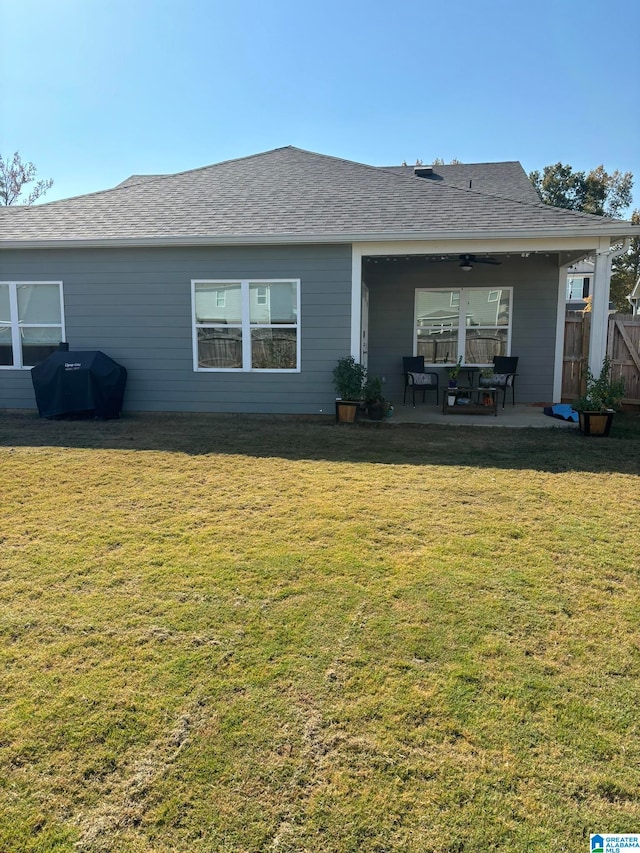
[191,278,301,372]
[0,281,66,370]
[414,286,513,366]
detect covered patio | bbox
[353,236,632,412]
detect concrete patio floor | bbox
[388,402,577,428]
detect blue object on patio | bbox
[543,404,578,422]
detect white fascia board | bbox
[352,237,614,256]
[2,225,640,251]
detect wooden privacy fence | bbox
[197,329,297,370]
[562,313,640,406]
[607,314,640,406]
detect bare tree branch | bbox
[0,151,54,205]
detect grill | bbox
[31,345,127,419]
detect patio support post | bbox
[351,245,363,360]
[588,240,611,375]
[588,238,630,375]
[553,263,570,402]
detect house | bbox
[565,258,617,313]
[629,276,640,315]
[566,258,595,311]
[1,146,639,414]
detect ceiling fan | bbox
[457,254,502,271]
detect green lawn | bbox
[1,412,639,853]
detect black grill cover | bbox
[31,350,127,419]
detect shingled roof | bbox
[379,162,542,204]
[0,146,633,246]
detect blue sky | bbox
[1,0,639,211]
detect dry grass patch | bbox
[0,412,639,852]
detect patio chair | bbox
[402,356,439,406]
[479,356,519,407]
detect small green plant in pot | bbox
[333,356,367,423]
[363,376,390,421]
[478,367,497,405]
[447,356,463,388]
[574,357,625,436]
[479,367,495,382]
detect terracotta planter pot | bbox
[335,401,360,423]
[578,410,614,436]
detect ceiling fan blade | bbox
[476,258,502,265]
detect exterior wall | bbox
[0,244,352,413]
[365,255,560,403]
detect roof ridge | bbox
[20,146,300,209]
[378,160,524,168]
[6,146,521,210]
[0,145,629,227]
[8,148,566,219]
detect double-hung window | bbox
[192,279,300,371]
[415,287,512,365]
[0,282,65,369]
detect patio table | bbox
[442,385,498,416]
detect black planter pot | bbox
[366,403,386,421]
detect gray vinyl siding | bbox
[1,245,562,414]
[0,245,352,413]
[365,255,560,404]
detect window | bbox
[192,279,300,371]
[567,275,592,301]
[0,282,65,369]
[415,287,512,365]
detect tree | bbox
[401,157,462,166]
[610,209,640,312]
[529,162,632,218]
[0,152,53,205]
[530,162,637,311]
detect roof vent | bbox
[414,165,434,178]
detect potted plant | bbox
[447,356,463,389]
[479,367,495,382]
[444,356,462,405]
[333,356,367,423]
[479,367,496,406]
[573,357,625,436]
[362,376,390,421]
